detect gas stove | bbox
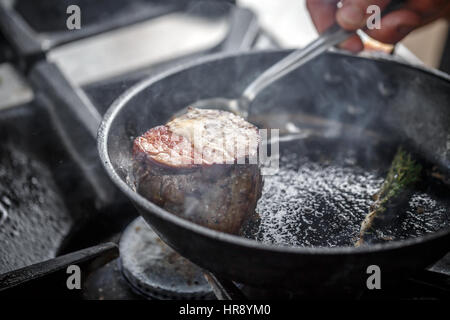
[0,0,449,300]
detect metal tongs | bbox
[182,0,406,119]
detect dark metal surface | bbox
[82,259,144,300]
[120,217,214,299]
[0,103,88,273]
[0,242,118,297]
[29,61,121,208]
[0,99,131,276]
[0,0,183,57]
[98,50,450,290]
[0,0,239,74]
[0,2,263,297]
[83,5,260,116]
[204,273,247,300]
[0,32,13,63]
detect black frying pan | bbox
[98,50,450,290]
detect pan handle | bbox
[0,242,119,298]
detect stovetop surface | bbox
[1,60,448,300]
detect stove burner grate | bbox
[119,217,214,300]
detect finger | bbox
[366,9,422,44]
[306,0,339,33]
[405,0,450,25]
[406,0,448,17]
[337,0,390,30]
[339,34,365,52]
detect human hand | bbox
[306,0,450,52]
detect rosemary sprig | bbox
[355,147,421,246]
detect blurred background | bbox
[0,0,448,111]
[242,0,449,69]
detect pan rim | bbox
[98,48,450,255]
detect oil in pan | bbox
[242,134,450,248]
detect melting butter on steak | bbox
[132,107,263,234]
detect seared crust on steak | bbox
[132,108,263,234]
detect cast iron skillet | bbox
[98,50,450,290]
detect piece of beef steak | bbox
[132,107,263,234]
